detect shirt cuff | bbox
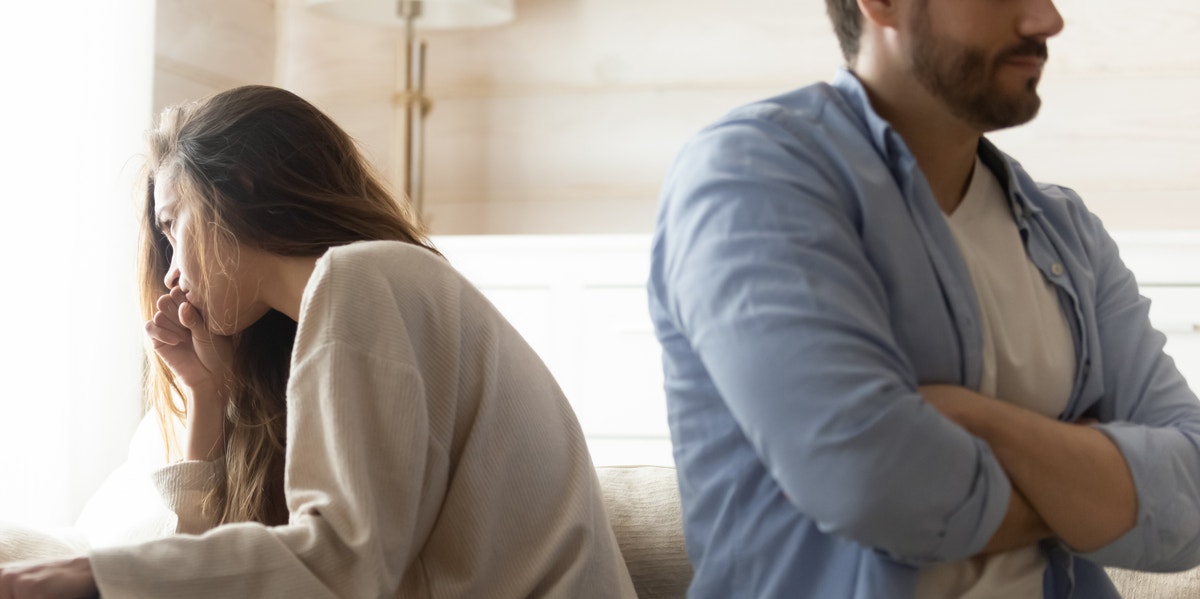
[1076,422,1200,570]
[928,438,1013,563]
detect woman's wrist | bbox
[183,378,229,461]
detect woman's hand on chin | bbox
[146,286,234,392]
[145,286,234,461]
[0,556,97,599]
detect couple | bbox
[6,0,1200,597]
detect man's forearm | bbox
[982,486,1052,555]
[921,385,1138,553]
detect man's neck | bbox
[851,65,981,215]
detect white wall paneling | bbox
[436,233,1200,468]
[434,235,673,466]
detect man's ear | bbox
[859,0,903,29]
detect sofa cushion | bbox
[0,521,88,564]
[596,465,692,599]
[1106,566,1200,599]
[592,466,1200,599]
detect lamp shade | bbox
[307,0,514,30]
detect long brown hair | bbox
[139,85,436,525]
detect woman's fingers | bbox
[151,287,193,338]
[156,291,179,317]
[178,302,234,378]
[179,301,203,333]
[145,319,186,346]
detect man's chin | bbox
[976,102,1041,132]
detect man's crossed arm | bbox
[920,384,1138,554]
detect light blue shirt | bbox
[647,69,1200,598]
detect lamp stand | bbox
[393,0,430,221]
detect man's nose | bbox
[1021,0,1065,40]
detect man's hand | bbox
[0,556,97,599]
[919,384,1137,553]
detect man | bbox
[647,0,1200,597]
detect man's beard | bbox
[909,1,1048,131]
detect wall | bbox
[990,0,1200,233]
[153,0,276,115]
[415,0,846,234]
[272,0,1200,235]
[276,0,846,234]
[153,0,1200,235]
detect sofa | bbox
[596,465,1200,599]
[5,464,1199,597]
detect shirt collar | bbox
[831,67,1042,219]
[978,137,1042,218]
[831,68,899,162]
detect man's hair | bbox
[825,0,863,62]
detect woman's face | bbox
[153,174,271,336]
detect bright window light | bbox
[0,1,154,529]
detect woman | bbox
[0,86,634,598]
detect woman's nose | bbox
[163,264,181,290]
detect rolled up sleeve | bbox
[1075,214,1200,571]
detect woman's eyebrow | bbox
[154,206,174,231]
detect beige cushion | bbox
[596,465,692,599]
[1106,566,1200,599]
[0,521,87,564]
[592,466,1200,599]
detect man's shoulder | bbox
[700,80,861,141]
[666,78,876,191]
[1004,157,1091,220]
[998,155,1109,258]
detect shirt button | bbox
[1051,263,1064,276]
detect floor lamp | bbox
[307,0,515,222]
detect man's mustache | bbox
[997,38,1049,63]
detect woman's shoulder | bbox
[323,239,443,270]
[296,240,470,353]
[314,240,451,292]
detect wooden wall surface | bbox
[168,0,1200,234]
[152,0,276,115]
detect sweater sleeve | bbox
[0,523,89,563]
[150,460,224,535]
[89,342,433,599]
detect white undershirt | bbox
[915,157,1076,598]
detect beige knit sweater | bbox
[90,240,636,598]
